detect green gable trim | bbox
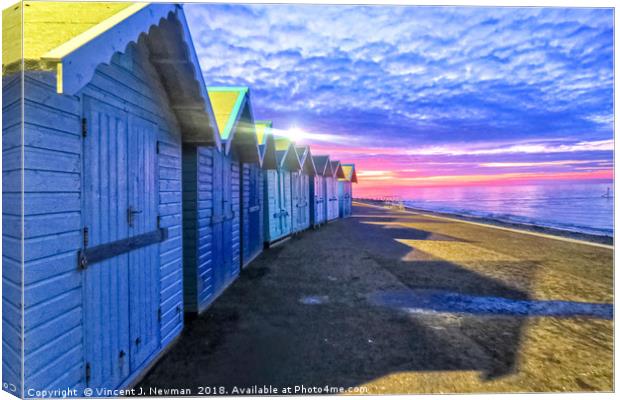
[208,86,249,92]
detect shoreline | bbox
[356,199,613,246]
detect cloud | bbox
[407,139,614,156]
[306,138,613,158]
[185,4,613,184]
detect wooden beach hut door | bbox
[331,178,339,219]
[345,183,352,215]
[338,182,344,217]
[280,170,292,234]
[313,176,324,224]
[300,174,310,227]
[245,164,262,262]
[324,177,333,220]
[212,150,234,293]
[248,165,262,258]
[291,171,301,230]
[82,97,160,389]
[265,170,283,241]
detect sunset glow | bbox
[187,5,613,198]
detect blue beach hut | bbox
[338,164,358,217]
[310,155,332,227]
[181,87,261,315]
[326,160,345,221]
[263,136,302,245]
[2,3,220,394]
[291,146,316,233]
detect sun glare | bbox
[286,126,306,141]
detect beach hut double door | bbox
[325,177,339,220]
[291,171,310,232]
[82,97,160,389]
[210,150,237,295]
[182,147,239,314]
[265,169,292,242]
[311,176,326,226]
[241,163,263,266]
[339,182,352,217]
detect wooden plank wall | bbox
[21,71,84,392]
[2,72,24,398]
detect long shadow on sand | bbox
[135,205,611,393]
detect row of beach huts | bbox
[2,2,357,397]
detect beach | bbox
[361,199,614,246]
[137,202,613,393]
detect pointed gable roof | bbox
[312,155,332,177]
[255,120,277,170]
[275,137,301,171]
[4,2,220,147]
[295,146,317,176]
[207,86,260,162]
[330,160,346,179]
[340,164,358,183]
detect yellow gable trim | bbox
[2,1,137,69]
[208,90,243,140]
[275,137,291,151]
[42,2,146,61]
[341,165,353,181]
[255,123,267,145]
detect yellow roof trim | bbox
[341,165,353,181]
[255,120,272,145]
[41,3,149,62]
[255,123,267,145]
[275,137,291,151]
[207,88,247,141]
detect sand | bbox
[136,202,613,394]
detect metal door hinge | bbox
[85,362,91,386]
[156,141,160,154]
[157,307,162,322]
[83,227,89,247]
[81,118,87,137]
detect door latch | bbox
[78,250,88,270]
[127,206,142,227]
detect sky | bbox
[186,5,614,197]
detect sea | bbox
[401,182,614,237]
